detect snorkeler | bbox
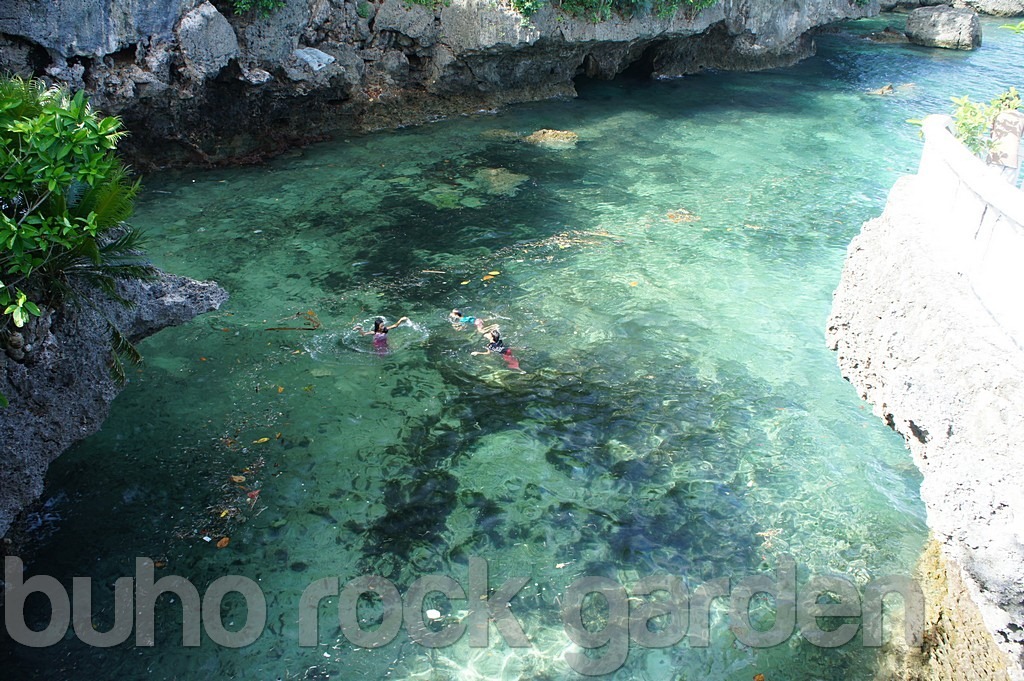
[449,309,499,334]
[472,329,522,372]
[354,316,409,354]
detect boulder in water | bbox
[905,6,982,50]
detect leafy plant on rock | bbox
[229,0,287,16]
[1,76,155,402]
[950,87,1021,156]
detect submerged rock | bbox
[474,167,529,196]
[867,26,910,43]
[524,129,579,149]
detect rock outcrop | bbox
[0,0,879,167]
[0,274,228,538]
[905,5,983,49]
[881,0,1024,16]
[956,0,1024,16]
[828,175,1024,678]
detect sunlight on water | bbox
[7,15,1024,681]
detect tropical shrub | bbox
[949,87,1021,156]
[229,0,287,16]
[1,76,154,400]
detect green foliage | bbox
[1000,20,1024,34]
[511,0,547,17]
[1,288,40,327]
[357,1,373,18]
[1,75,155,403]
[950,87,1021,156]
[109,323,143,387]
[229,0,287,16]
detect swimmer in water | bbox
[449,309,499,334]
[472,329,522,372]
[354,316,409,354]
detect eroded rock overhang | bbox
[0,0,879,166]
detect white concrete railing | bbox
[916,114,1024,348]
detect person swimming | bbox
[449,309,499,334]
[472,329,522,371]
[354,316,409,354]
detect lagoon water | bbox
[5,15,1024,681]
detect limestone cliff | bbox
[0,0,878,166]
[0,274,228,538]
[828,174,1024,679]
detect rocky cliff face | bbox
[0,275,228,539]
[0,0,878,166]
[828,175,1024,678]
[881,0,1024,17]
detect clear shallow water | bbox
[6,15,1023,680]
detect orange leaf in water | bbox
[482,275,495,281]
[229,475,246,483]
[277,386,284,394]
[247,490,261,500]
[753,674,766,681]
[216,537,230,549]
[253,437,270,444]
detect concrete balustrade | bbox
[916,113,1024,348]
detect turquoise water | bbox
[6,15,1023,680]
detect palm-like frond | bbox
[71,165,140,229]
[108,322,143,386]
[41,226,156,307]
[0,76,51,124]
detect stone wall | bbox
[0,0,879,166]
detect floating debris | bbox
[265,310,321,331]
[666,209,700,223]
